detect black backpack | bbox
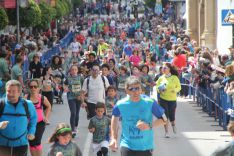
[0,98,30,119]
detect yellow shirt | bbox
[156,75,181,101]
[98,43,109,57]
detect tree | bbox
[20,0,42,27]
[38,1,56,29]
[0,7,9,30]
[55,0,66,19]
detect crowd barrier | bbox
[181,81,232,130]
[22,31,75,80]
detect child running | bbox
[88,102,111,156]
[47,123,82,156]
[105,86,118,118]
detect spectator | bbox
[29,54,43,79]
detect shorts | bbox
[92,140,109,154]
[159,98,177,122]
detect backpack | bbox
[86,75,106,94]
[0,98,30,119]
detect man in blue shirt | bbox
[109,76,167,156]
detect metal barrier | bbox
[22,31,75,80]
[181,80,232,130]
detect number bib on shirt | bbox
[71,84,81,93]
[118,83,125,89]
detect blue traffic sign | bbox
[222,9,234,26]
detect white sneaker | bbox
[165,132,170,138]
[172,125,177,134]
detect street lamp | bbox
[16,0,28,43]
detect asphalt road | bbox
[38,92,231,156]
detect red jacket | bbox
[172,54,187,70]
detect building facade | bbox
[186,0,234,54]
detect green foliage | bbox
[38,1,56,29]
[55,0,66,18]
[0,7,9,30]
[145,0,156,8]
[20,0,42,27]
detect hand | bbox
[43,118,50,124]
[27,134,35,140]
[89,128,95,133]
[81,102,87,108]
[136,120,150,131]
[109,138,118,151]
[0,121,9,129]
[56,152,63,156]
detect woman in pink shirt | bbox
[129,49,141,66]
[25,79,51,156]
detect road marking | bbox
[83,132,92,156]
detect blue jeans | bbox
[67,98,81,131]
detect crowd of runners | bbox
[1,1,234,156]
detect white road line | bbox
[83,132,92,156]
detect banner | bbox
[155,0,162,15]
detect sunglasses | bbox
[128,87,140,92]
[162,66,169,69]
[29,85,38,89]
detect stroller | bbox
[51,69,65,104]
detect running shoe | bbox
[72,131,77,138]
[165,132,170,138]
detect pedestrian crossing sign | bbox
[222,9,234,26]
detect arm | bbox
[88,119,95,133]
[174,76,181,93]
[43,96,51,123]
[109,115,119,150]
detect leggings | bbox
[67,98,81,131]
[121,147,153,156]
[159,98,177,122]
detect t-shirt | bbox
[123,44,133,57]
[117,74,128,91]
[211,141,234,156]
[88,116,111,143]
[47,141,82,156]
[105,96,118,117]
[70,41,81,53]
[11,64,22,80]
[82,75,110,103]
[129,55,141,66]
[64,75,83,100]
[112,95,165,150]
[29,61,43,78]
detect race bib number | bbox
[71,84,81,93]
[118,83,125,89]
